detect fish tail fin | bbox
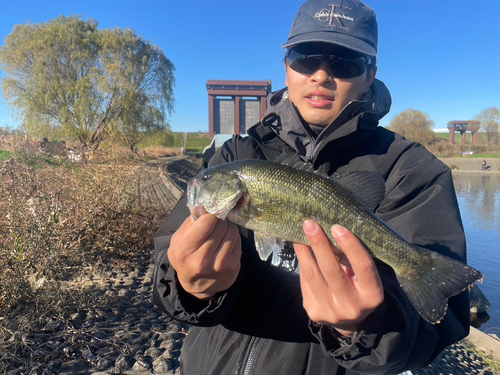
[396,247,483,324]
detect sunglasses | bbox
[286,49,371,78]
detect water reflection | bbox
[471,311,490,329]
[453,174,500,232]
[453,173,500,334]
[469,283,491,328]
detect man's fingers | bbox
[295,221,340,296]
[171,215,195,243]
[294,242,320,283]
[213,223,241,272]
[173,214,221,254]
[331,225,382,290]
[302,220,352,291]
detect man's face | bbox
[285,43,377,126]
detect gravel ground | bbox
[4,254,495,375]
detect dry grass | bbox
[0,135,179,372]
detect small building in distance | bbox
[206,80,272,138]
[447,120,480,145]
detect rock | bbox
[159,340,175,351]
[43,320,62,332]
[144,346,160,357]
[46,340,62,349]
[470,283,491,314]
[94,357,112,370]
[70,312,84,321]
[60,359,89,373]
[153,358,174,373]
[115,355,132,371]
[132,358,152,371]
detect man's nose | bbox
[310,59,333,84]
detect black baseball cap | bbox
[282,0,378,57]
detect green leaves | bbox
[0,15,175,150]
[475,107,500,145]
[388,109,436,146]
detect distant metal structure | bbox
[206,80,272,138]
[447,120,480,145]
[180,132,187,155]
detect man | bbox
[153,0,471,373]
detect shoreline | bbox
[465,327,500,362]
[439,157,500,174]
[452,170,500,174]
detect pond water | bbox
[453,173,500,335]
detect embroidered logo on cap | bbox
[315,4,354,29]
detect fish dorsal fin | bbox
[254,232,281,261]
[333,172,386,212]
[274,151,316,174]
[274,150,385,211]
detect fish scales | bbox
[235,161,418,271]
[187,159,483,324]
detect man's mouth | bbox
[307,95,333,101]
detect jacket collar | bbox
[250,79,392,162]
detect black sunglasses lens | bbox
[289,56,323,75]
[288,50,367,78]
[330,58,366,78]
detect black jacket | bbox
[153,79,470,375]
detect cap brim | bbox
[281,32,376,56]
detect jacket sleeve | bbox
[152,137,254,326]
[310,144,470,374]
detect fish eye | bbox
[201,173,211,182]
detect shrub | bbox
[0,151,177,311]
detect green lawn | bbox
[461,153,500,158]
[435,132,475,143]
[173,132,212,154]
[0,149,15,161]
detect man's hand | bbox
[294,220,384,338]
[168,214,242,300]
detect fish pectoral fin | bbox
[254,232,281,261]
[396,247,483,324]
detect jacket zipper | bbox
[241,289,285,375]
[242,337,263,375]
[287,100,317,163]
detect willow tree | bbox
[389,109,436,146]
[475,107,500,145]
[0,15,175,150]
[119,95,167,152]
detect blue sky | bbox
[1,0,499,133]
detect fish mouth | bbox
[228,195,246,216]
[211,192,245,221]
[186,175,245,221]
[187,177,204,219]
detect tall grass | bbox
[0,138,178,310]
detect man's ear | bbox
[284,61,289,87]
[363,66,377,93]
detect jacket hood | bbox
[258,78,392,160]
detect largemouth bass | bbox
[186,159,482,324]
